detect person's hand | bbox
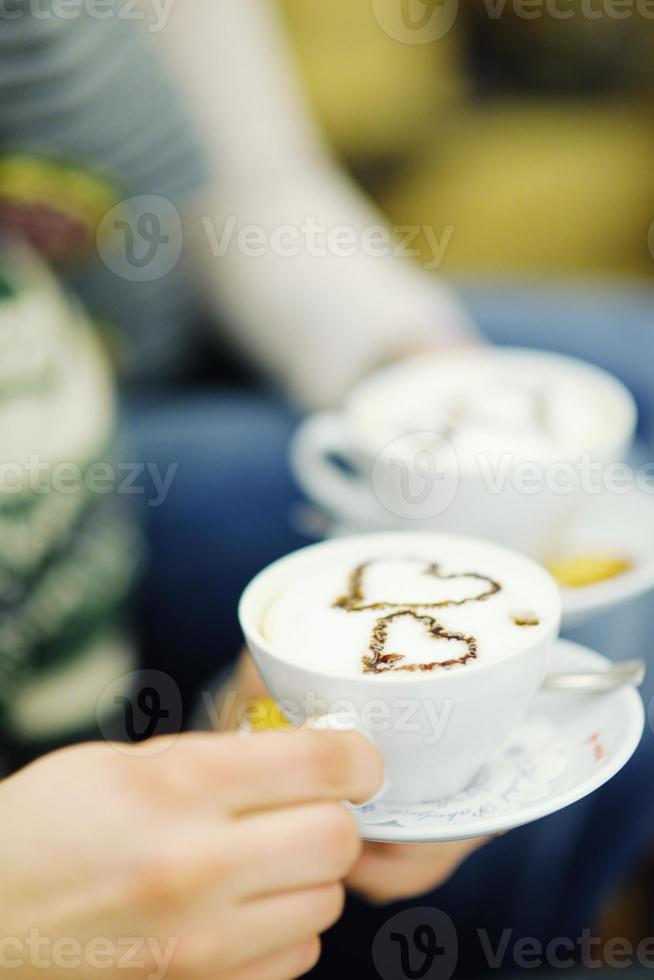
[0,729,383,979]
[346,837,489,905]
[213,653,489,906]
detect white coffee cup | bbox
[291,348,637,556]
[239,532,562,804]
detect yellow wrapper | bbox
[546,555,633,589]
[243,698,293,733]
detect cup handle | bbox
[290,412,381,527]
[309,713,388,807]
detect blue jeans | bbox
[126,283,654,976]
[126,390,313,715]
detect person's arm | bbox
[155,0,478,408]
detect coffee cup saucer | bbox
[353,639,644,844]
[551,486,654,629]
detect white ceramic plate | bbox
[354,639,645,843]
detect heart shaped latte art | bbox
[333,557,501,612]
[332,556,502,675]
[363,610,477,675]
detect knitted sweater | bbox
[0,249,142,761]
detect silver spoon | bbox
[542,659,645,693]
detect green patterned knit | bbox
[0,250,142,761]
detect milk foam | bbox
[353,351,624,469]
[262,536,560,678]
